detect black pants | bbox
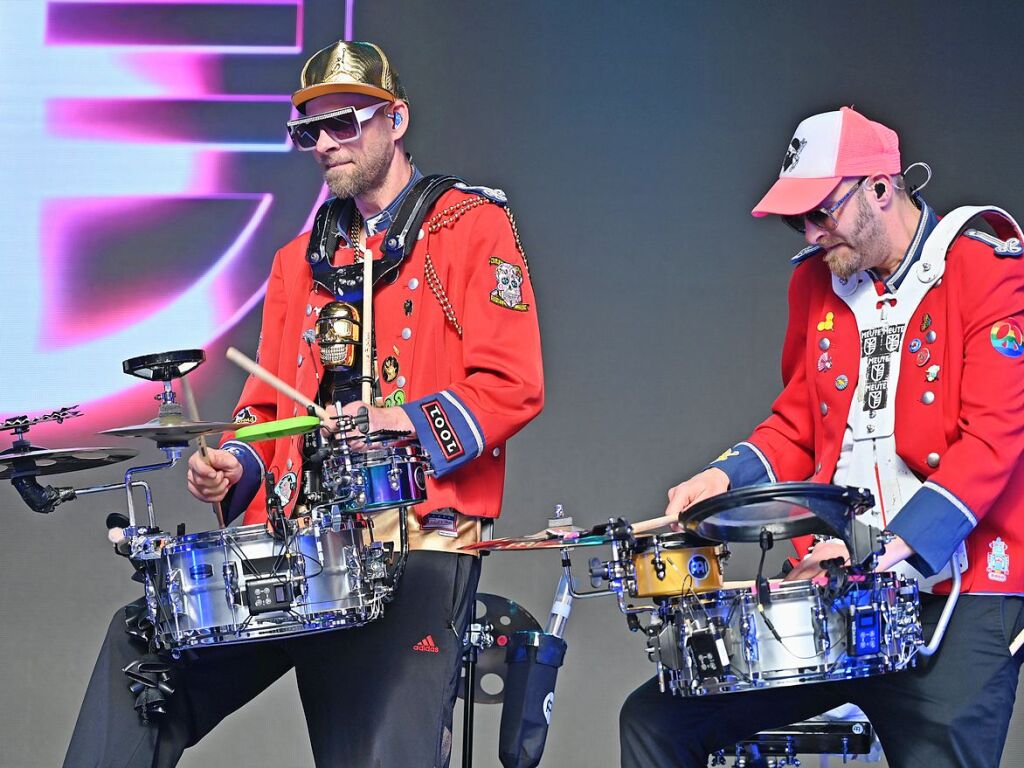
[64,551,480,768]
[620,593,1024,768]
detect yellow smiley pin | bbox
[817,312,835,332]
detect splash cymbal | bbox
[0,445,139,479]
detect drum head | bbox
[633,530,719,552]
[678,482,873,543]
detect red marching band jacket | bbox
[220,187,544,526]
[712,201,1024,594]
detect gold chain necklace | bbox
[349,208,364,261]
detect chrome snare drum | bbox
[136,511,394,651]
[647,573,922,696]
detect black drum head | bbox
[678,482,874,543]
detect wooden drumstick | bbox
[628,513,679,535]
[225,347,331,423]
[360,237,374,404]
[181,376,226,529]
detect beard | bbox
[322,138,394,200]
[822,193,891,280]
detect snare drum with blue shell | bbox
[322,433,430,513]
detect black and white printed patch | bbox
[420,400,465,461]
[859,326,903,414]
[782,138,807,173]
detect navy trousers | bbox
[620,593,1024,768]
[64,551,480,768]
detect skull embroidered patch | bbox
[488,257,529,311]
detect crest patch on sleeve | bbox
[990,318,1024,358]
[488,257,529,311]
[233,407,258,424]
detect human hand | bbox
[186,448,242,503]
[784,539,851,582]
[665,468,730,528]
[322,401,414,434]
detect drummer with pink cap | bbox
[621,106,1024,768]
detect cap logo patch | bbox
[329,48,354,79]
[782,137,807,173]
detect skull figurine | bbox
[315,301,362,370]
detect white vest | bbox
[832,206,1022,591]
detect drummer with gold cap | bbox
[64,40,543,768]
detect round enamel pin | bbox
[915,349,931,367]
[908,338,922,353]
[991,319,1024,358]
[835,374,849,391]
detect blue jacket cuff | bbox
[706,442,775,489]
[887,481,977,577]
[402,390,484,478]
[220,440,265,524]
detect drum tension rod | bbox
[755,528,774,607]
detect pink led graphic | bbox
[46,1,305,53]
[48,95,293,147]
[2,0,353,434]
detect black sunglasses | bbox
[781,177,868,234]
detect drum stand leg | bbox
[462,645,478,768]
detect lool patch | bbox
[420,400,464,460]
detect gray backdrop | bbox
[3,1,1024,766]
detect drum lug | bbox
[222,562,240,605]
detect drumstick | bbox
[181,376,225,529]
[360,240,374,404]
[225,347,331,423]
[628,513,678,534]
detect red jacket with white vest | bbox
[712,200,1024,594]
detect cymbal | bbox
[100,418,235,446]
[0,445,139,479]
[461,531,612,552]
[457,592,542,705]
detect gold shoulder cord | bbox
[423,198,529,338]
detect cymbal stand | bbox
[2,407,153,521]
[461,617,494,768]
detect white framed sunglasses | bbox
[286,101,391,151]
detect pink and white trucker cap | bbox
[752,107,901,217]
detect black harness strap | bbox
[304,175,464,297]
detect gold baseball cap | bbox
[292,41,408,112]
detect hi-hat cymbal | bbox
[100,418,235,446]
[457,592,542,705]
[0,445,139,479]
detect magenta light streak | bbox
[46,0,304,53]
[52,0,300,4]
